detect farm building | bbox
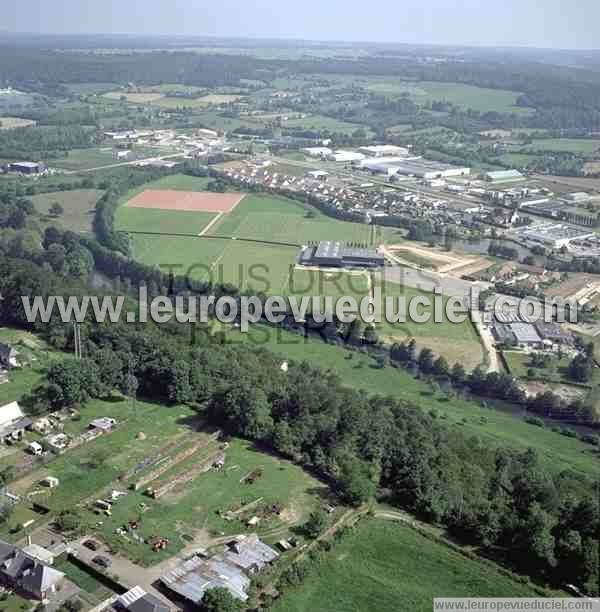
[161,554,249,603]
[160,535,278,604]
[485,169,525,183]
[298,241,384,269]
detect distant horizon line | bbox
[1,30,599,54]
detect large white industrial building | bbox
[358,156,470,179]
[327,150,366,163]
[357,145,409,157]
[303,146,333,158]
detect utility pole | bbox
[72,321,82,360]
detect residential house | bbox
[0,540,65,600]
[0,344,18,370]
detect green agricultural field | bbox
[128,234,226,280]
[376,281,485,370]
[525,138,600,155]
[226,324,598,479]
[207,193,393,245]
[30,189,103,233]
[127,233,298,292]
[272,520,540,612]
[51,147,166,171]
[412,81,532,114]
[65,83,119,96]
[282,114,371,136]
[326,76,531,114]
[50,148,118,171]
[115,207,216,235]
[151,94,243,110]
[103,91,165,103]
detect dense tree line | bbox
[0,125,97,160]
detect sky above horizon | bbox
[4,0,598,50]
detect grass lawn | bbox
[376,281,485,370]
[30,189,103,233]
[0,592,31,611]
[0,327,53,406]
[54,556,110,595]
[225,325,598,480]
[115,207,216,235]
[272,520,540,612]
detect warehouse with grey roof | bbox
[298,241,384,268]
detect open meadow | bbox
[225,324,598,480]
[271,520,540,612]
[30,189,104,233]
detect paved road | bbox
[60,153,187,175]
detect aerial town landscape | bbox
[0,2,599,611]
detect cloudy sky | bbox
[4,0,596,49]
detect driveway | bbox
[70,538,177,609]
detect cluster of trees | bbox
[488,241,519,260]
[0,124,97,160]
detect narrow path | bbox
[198,212,223,236]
